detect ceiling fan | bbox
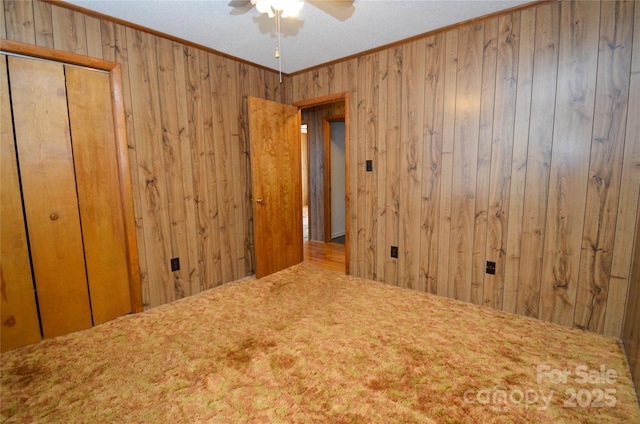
[228,0,355,22]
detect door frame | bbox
[294,93,350,274]
[323,115,345,243]
[301,120,310,240]
[1,40,143,313]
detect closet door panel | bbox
[65,65,132,325]
[0,56,41,352]
[9,56,93,338]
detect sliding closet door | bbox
[0,57,42,351]
[65,66,132,325]
[9,56,94,338]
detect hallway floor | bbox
[303,240,345,273]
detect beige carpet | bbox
[1,263,639,423]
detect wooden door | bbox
[65,66,132,325]
[9,56,93,338]
[1,56,42,351]
[248,97,303,278]
[4,54,133,342]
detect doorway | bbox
[247,93,349,277]
[301,123,309,241]
[325,117,346,244]
[297,95,348,272]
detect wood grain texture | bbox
[1,38,142,320]
[184,45,217,293]
[126,28,173,307]
[290,0,638,337]
[345,59,357,275]
[472,17,498,305]
[110,67,143,315]
[303,241,345,273]
[622,198,640,403]
[384,48,402,286]
[573,0,634,334]
[303,105,325,242]
[0,0,4,39]
[516,3,560,319]
[355,55,368,278]
[99,20,145,314]
[170,40,199,297]
[65,65,132,325]
[503,7,535,313]
[248,97,302,278]
[398,38,425,291]
[4,0,638,339]
[199,49,224,290]
[9,55,93,338]
[375,49,388,283]
[210,54,236,284]
[322,117,331,243]
[419,34,444,295]
[364,53,378,281]
[84,16,101,57]
[611,0,640,340]
[51,5,86,54]
[224,59,248,279]
[33,0,52,47]
[3,0,35,44]
[238,64,261,277]
[483,13,520,310]
[436,30,458,298]
[3,0,285,311]
[155,37,190,300]
[449,22,483,303]
[0,55,41,352]
[538,0,600,327]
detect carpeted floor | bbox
[1,263,639,423]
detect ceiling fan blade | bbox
[228,0,253,15]
[307,0,355,21]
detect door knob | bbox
[255,198,264,204]
[49,213,59,221]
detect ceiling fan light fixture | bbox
[281,0,304,18]
[252,0,275,17]
[251,0,303,18]
[250,0,303,84]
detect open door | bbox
[248,97,303,278]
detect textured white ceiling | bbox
[63,0,533,74]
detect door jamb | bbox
[1,40,143,313]
[301,119,310,242]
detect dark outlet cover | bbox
[486,261,496,275]
[390,246,398,258]
[366,160,373,172]
[171,257,180,272]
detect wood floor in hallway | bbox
[303,240,345,273]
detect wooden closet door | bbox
[65,65,132,325]
[9,56,93,338]
[0,56,41,352]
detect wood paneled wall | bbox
[622,0,640,401]
[302,102,345,241]
[2,0,286,308]
[291,0,640,338]
[623,204,640,403]
[3,0,638,340]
